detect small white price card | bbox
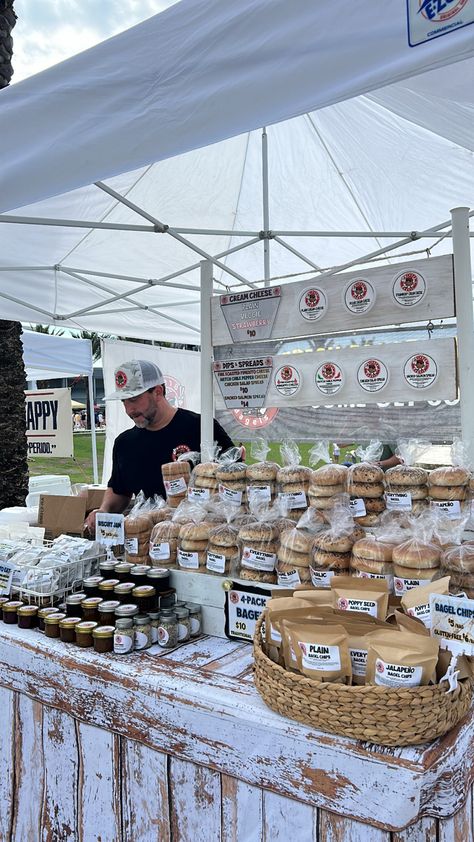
[349,498,366,517]
[430,500,461,519]
[95,513,124,546]
[386,492,412,511]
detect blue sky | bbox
[12,0,178,82]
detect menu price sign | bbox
[213,357,273,409]
[430,593,474,657]
[219,287,281,342]
[224,581,271,642]
[95,513,124,546]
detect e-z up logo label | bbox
[357,358,389,393]
[407,0,473,47]
[315,361,344,396]
[404,353,438,389]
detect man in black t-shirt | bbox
[84,359,234,533]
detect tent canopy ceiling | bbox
[0,0,473,341]
[21,331,93,380]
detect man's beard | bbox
[131,409,156,428]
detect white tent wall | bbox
[101,340,200,484]
[21,330,99,483]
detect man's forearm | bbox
[98,488,131,514]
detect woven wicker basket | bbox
[253,614,472,746]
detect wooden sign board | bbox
[212,254,455,345]
[214,337,457,408]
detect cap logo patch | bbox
[115,370,128,389]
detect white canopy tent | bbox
[0,0,473,449]
[21,331,99,482]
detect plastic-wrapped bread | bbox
[162,460,191,508]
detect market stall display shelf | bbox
[12,544,106,606]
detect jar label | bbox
[188,486,210,501]
[274,364,302,397]
[392,269,426,307]
[404,352,438,389]
[241,547,276,572]
[177,622,189,641]
[150,624,159,644]
[343,278,376,315]
[207,551,226,574]
[124,537,138,554]
[190,617,201,635]
[134,629,150,650]
[357,358,389,393]
[113,633,133,654]
[315,361,344,396]
[149,541,170,561]
[164,476,187,496]
[178,550,199,569]
[158,625,170,645]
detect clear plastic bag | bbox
[207,505,240,577]
[237,503,279,584]
[309,502,357,588]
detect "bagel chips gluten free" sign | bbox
[430,593,474,657]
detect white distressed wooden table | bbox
[0,624,473,842]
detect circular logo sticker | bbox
[299,287,327,321]
[343,278,376,315]
[357,358,389,393]
[164,375,186,408]
[404,352,438,389]
[274,365,301,396]
[392,269,427,307]
[232,407,279,429]
[315,361,344,396]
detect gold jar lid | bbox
[132,585,156,597]
[3,601,25,612]
[92,625,115,638]
[59,617,82,628]
[44,612,67,625]
[76,621,99,634]
[38,607,61,619]
[81,597,103,608]
[98,579,120,591]
[17,605,38,616]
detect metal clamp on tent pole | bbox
[154,223,169,233]
[258,230,274,240]
[426,320,434,339]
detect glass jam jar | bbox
[0,596,10,611]
[175,607,191,643]
[93,625,115,653]
[98,578,120,598]
[98,600,121,625]
[134,615,152,650]
[159,589,176,609]
[37,606,61,631]
[59,617,82,643]
[132,585,157,614]
[2,601,25,624]
[83,576,104,599]
[115,603,139,621]
[65,592,86,617]
[146,568,170,592]
[130,565,151,588]
[148,611,161,644]
[157,609,178,649]
[99,559,118,579]
[75,621,98,647]
[114,619,134,654]
[81,597,103,623]
[113,582,136,603]
[17,605,39,629]
[185,603,202,638]
[44,612,67,639]
[114,562,133,582]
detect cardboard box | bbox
[85,486,107,513]
[38,495,87,539]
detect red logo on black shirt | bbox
[172,444,191,461]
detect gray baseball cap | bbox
[105,359,164,400]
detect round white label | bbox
[343,278,376,315]
[315,361,344,396]
[403,352,438,389]
[392,269,427,307]
[357,358,389,393]
[299,287,327,321]
[274,364,301,396]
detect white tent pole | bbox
[262,127,270,286]
[200,260,214,462]
[451,207,474,463]
[87,374,99,483]
[273,236,322,271]
[0,214,155,232]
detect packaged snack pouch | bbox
[282,620,352,684]
[401,576,450,629]
[265,597,320,647]
[365,628,439,687]
[331,575,389,620]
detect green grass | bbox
[28,432,106,485]
[241,442,356,468]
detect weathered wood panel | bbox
[318,811,390,841]
[392,816,437,841]
[11,693,45,842]
[263,791,317,841]
[438,789,473,842]
[76,722,121,842]
[0,686,15,841]
[41,705,79,842]
[169,758,221,842]
[221,775,263,842]
[121,739,170,842]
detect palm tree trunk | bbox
[0,4,29,508]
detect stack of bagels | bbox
[310,530,355,582]
[308,464,348,511]
[246,461,278,503]
[149,520,180,567]
[177,522,212,571]
[216,463,247,504]
[207,524,239,575]
[392,538,441,596]
[441,542,474,597]
[350,537,396,592]
[277,466,312,521]
[238,522,279,583]
[190,462,218,500]
[428,466,470,509]
[384,465,429,515]
[162,461,191,508]
[276,527,313,584]
[124,512,153,564]
[347,463,385,527]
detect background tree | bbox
[0,2,28,508]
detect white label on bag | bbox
[277,568,301,586]
[299,641,341,672]
[354,570,394,593]
[374,658,422,688]
[385,492,412,511]
[394,576,432,595]
[188,486,210,501]
[164,477,187,496]
[178,550,199,570]
[207,551,226,574]
[241,546,276,572]
[247,485,271,502]
[407,603,431,628]
[219,484,243,504]
[124,537,138,554]
[349,647,368,678]
[310,568,334,588]
[431,500,461,518]
[349,498,366,516]
[337,597,378,617]
[278,491,307,509]
[149,541,171,561]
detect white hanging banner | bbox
[25,387,73,458]
[213,357,273,409]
